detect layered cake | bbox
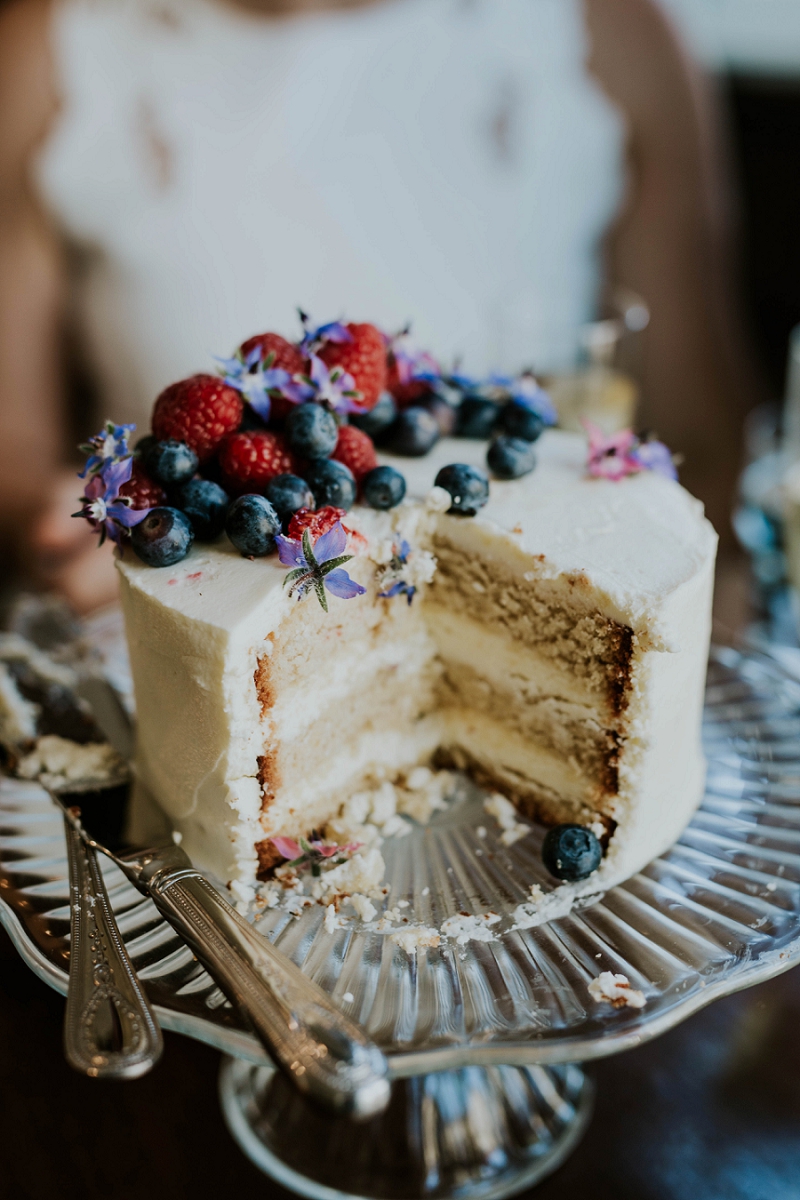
[78,318,717,901]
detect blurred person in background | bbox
[0,0,758,612]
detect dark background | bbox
[4,69,800,1200]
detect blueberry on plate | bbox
[434,463,490,516]
[130,507,194,567]
[351,391,397,439]
[541,824,603,881]
[265,473,315,528]
[455,395,499,439]
[383,407,439,456]
[304,458,357,510]
[286,402,338,459]
[225,494,281,557]
[362,465,407,510]
[177,479,229,541]
[143,439,199,486]
[487,435,537,480]
[498,401,546,443]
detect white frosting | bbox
[118,430,717,890]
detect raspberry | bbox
[118,461,167,511]
[318,323,387,412]
[153,375,243,463]
[218,431,297,495]
[387,354,432,407]
[287,506,345,542]
[240,332,306,422]
[331,425,377,483]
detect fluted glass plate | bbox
[3,643,800,1076]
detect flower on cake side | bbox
[72,422,153,545]
[584,420,677,481]
[377,539,417,605]
[269,835,362,878]
[276,520,366,612]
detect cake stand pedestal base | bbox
[219,1057,593,1200]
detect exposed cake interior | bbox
[118,432,716,892]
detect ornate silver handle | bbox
[144,865,390,1118]
[63,820,163,1079]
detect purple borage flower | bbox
[378,539,416,605]
[78,420,136,478]
[215,345,292,424]
[297,309,353,354]
[269,835,362,877]
[583,420,678,481]
[281,354,363,414]
[276,521,366,612]
[387,327,441,387]
[72,457,150,546]
[490,372,558,426]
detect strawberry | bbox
[318,323,387,412]
[287,506,345,542]
[218,431,297,495]
[239,332,306,422]
[118,461,167,510]
[152,375,243,463]
[331,425,377,483]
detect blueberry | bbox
[419,393,458,436]
[351,391,397,439]
[487,436,537,480]
[362,465,407,510]
[383,407,440,456]
[142,438,199,486]
[541,824,603,882]
[265,473,315,528]
[455,396,499,439]
[130,507,194,567]
[134,434,157,458]
[498,402,546,443]
[286,403,338,459]
[434,464,490,516]
[304,459,357,510]
[225,494,281,557]
[177,479,229,541]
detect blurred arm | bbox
[587,0,765,539]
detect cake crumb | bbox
[349,893,377,922]
[483,794,530,846]
[397,899,409,909]
[17,734,128,791]
[588,972,646,1009]
[476,825,487,839]
[421,886,430,896]
[343,992,354,1003]
[390,925,441,954]
[324,904,339,934]
[441,912,501,945]
[230,879,256,915]
[425,486,452,513]
[528,884,544,903]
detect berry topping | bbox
[434,463,490,516]
[285,403,338,459]
[265,474,315,529]
[118,460,167,510]
[331,425,378,482]
[498,401,546,443]
[130,507,194,567]
[455,395,499,439]
[238,332,307,421]
[152,375,244,463]
[304,459,357,510]
[362,465,406,510]
[218,430,297,495]
[419,392,458,436]
[142,439,199,486]
[351,391,397,438]
[383,406,439,457]
[225,494,281,557]
[487,436,537,480]
[287,506,345,542]
[318,322,387,412]
[541,824,603,881]
[177,479,229,541]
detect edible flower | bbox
[276,521,366,611]
[491,372,557,426]
[78,420,136,478]
[386,327,441,387]
[298,309,353,354]
[378,539,416,605]
[215,345,292,423]
[281,354,363,413]
[270,835,362,877]
[584,420,677,481]
[72,458,150,545]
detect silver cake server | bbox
[50,793,391,1119]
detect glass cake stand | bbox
[3,643,800,1198]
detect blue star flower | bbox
[281,355,363,413]
[275,521,366,612]
[215,345,292,422]
[378,540,416,604]
[78,421,136,478]
[72,457,150,546]
[489,373,557,426]
[298,309,353,353]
